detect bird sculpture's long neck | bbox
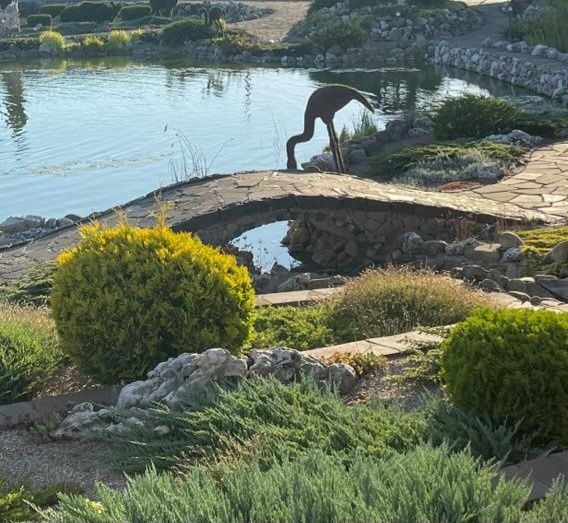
[286,115,316,170]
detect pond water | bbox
[0,57,546,221]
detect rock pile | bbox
[0,214,81,248]
[52,347,357,439]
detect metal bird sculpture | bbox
[286,84,374,173]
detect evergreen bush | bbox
[39,3,66,17]
[118,4,152,20]
[432,94,521,140]
[59,1,120,23]
[442,308,568,445]
[161,18,214,46]
[309,20,366,54]
[27,13,52,27]
[149,0,176,16]
[51,219,255,384]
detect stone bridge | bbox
[0,170,558,283]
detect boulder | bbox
[462,264,489,281]
[401,232,423,254]
[480,278,502,293]
[472,243,501,265]
[507,278,528,293]
[498,231,523,249]
[508,291,531,302]
[0,215,44,234]
[349,149,367,165]
[421,240,447,256]
[545,240,568,263]
[501,247,522,263]
[537,278,568,301]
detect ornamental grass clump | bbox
[38,30,65,52]
[51,217,255,384]
[0,304,62,405]
[441,308,568,445]
[331,266,491,340]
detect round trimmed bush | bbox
[39,4,66,17]
[161,18,214,46]
[118,4,152,20]
[51,220,255,384]
[441,308,568,445]
[150,0,176,15]
[27,13,52,27]
[59,1,120,23]
[432,94,521,140]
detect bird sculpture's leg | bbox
[326,122,340,173]
[329,120,346,173]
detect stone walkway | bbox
[0,168,558,284]
[472,142,568,220]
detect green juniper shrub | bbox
[513,111,568,138]
[250,305,339,351]
[0,477,83,522]
[111,377,427,473]
[441,308,568,445]
[370,141,526,181]
[117,4,152,20]
[161,18,215,46]
[0,262,55,306]
[330,267,491,341]
[432,94,522,140]
[50,219,255,384]
[423,395,553,466]
[39,3,66,17]
[59,1,121,23]
[149,0,177,16]
[27,13,52,27]
[309,20,367,55]
[0,305,62,405]
[44,445,564,523]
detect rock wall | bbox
[283,210,496,273]
[431,40,568,106]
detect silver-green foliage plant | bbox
[393,150,503,188]
[110,378,550,474]
[44,445,556,523]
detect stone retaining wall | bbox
[431,40,568,106]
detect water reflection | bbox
[1,71,27,137]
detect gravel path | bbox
[0,429,126,498]
[228,1,309,42]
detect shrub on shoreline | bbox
[161,18,215,46]
[27,13,52,27]
[432,94,521,140]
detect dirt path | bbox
[228,1,309,43]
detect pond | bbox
[0,57,546,222]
